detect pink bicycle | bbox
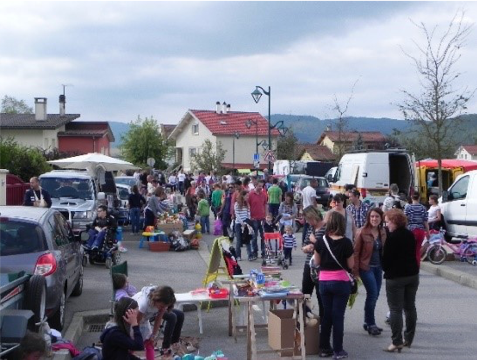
[422,230,477,265]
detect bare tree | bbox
[398,11,475,195]
[329,79,359,161]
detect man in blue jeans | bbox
[248,180,268,259]
[85,205,117,250]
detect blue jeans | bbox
[234,223,251,259]
[319,281,351,353]
[200,215,210,233]
[87,228,107,249]
[268,203,280,219]
[359,265,383,327]
[129,207,141,234]
[251,219,264,258]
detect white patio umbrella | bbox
[47,152,140,172]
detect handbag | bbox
[309,257,320,284]
[323,235,358,295]
[213,217,222,235]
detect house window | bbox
[189,148,197,157]
[192,124,199,135]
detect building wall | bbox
[1,127,63,151]
[300,152,314,161]
[59,136,110,155]
[320,137,335,153]
[175,117,215,172]
[216,135,276,166]
[457,149,477,161]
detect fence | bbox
[6,174,29,205]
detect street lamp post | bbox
[245,119,259,166]
[232,131,240,173]
[251,86,271,172]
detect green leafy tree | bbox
[120,116,172,169]
[190,139,226,174]
[1,95,33,114]
[0,137,51,181]
[397,11,475,195]
[277,128,299,160]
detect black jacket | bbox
[23,188,52,208]
[100,325,144,360]
[382,227,419,279]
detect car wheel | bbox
[89,255,95,265]
[82,255,87,267]
[50,290,66,331]
[25,275,47,332]
[71,264,84,297]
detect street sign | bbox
[253,160,260,169]
[264,150,276,163]
[147,157,155,167]
[253,153,260,162]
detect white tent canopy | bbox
[47,153,140,173]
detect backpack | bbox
[73,345,102,360]
[391,195,405,209]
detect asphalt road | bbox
[65,230,477,359]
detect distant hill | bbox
[110,114,477,147]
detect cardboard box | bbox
[182,229,196,241]
[156,222,183,235]
[268,309,295,357]
[303,318,320,355]
[149,241,170,252]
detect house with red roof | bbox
[317,130,386,154]
[296,143,336,162]
[168,102,279,172]
[455,145,477,161]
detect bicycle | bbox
[423,230,477,265]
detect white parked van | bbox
[440,170,477,239]
[331,149,415,205]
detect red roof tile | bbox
[462,145,477,155]
[318,131,386,143]
[190,110,280,136]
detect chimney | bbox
[225,103,231,114]
[59,94,66,116]
[35,98,47,121]
[215,101,221,114]
[222,101,227,114]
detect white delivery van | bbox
[331,149,415,206]
[440,170,477,239]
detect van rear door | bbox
[443,174,470,237]
[465,175,477,237]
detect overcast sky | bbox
[1,1,477,124]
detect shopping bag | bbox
[213,217,222,235]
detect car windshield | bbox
[118,187,130,200]
[0,219,47,256]
[300,178,328,189]
[116,177,137,187]
[41,177,94,200]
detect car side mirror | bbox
[442,190,448,202]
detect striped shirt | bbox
[304,225,326,265]
[282,234,297,249]
[234,203,250,224]
[404,203,428,230]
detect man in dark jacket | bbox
[85,205,117,250]
[23,177,52,208]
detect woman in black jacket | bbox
[382,209,419,353]
[101,297,144,360]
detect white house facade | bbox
[169,102,279,172]
[455,145,477,161]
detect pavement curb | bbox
[420,262,477,290]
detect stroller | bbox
[262,232,287,269]
[82,227,121,269]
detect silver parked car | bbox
[0,206,84,330]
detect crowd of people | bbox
[301,181,438,359]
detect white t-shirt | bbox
[226,175,234,184]
[178,173,186,182]
[132,286,157,339]
[302,186,317,209]
[168,175,177,184]
[428,204,440,223]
